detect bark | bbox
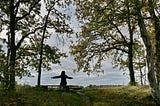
[128,35,135,85]
[135,0,159,102]
[139,68,143,85]
[9,0,16,90]
[148,0,160,84]
[127,2,136,85]
[37,7,52,86]
[148,0,160,103]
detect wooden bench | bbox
[39,85,83,90]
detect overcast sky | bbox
[17,54,129,87]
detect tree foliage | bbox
[71,0,146,85]
[0,0,73,90]
[73,0,160,103]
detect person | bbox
[51,71,73,90]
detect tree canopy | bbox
[72,0,160,103]
[71,0,147,85]
[0,0,73,90]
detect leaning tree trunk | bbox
[148,0,160,103]
[135,0,160,103]
[37,7,52,86]
[138,12,159,102]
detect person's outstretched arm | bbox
[66,75,73,79]
[51,75,61,79]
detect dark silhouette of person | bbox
[51,71,73,90]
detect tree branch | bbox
[110,20,129,45]
[16,26,43,50]
[15,0,40,22]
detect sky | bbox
[17,53,129,87]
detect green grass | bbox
[81,86,156,106]
[0,86,156,106]
[0,87,87,106]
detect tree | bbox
[133,40,147,85]
[36,0,73,86]
[0,0,73,90]
[72,0,144,84]
[75,0,160,103]
[0,0,42,90]
[134,0,160,103]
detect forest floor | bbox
[0,85,157,106]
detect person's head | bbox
[61,71,65,76]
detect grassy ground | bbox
[81,86,156,106]
[0,87,86,106]
[0,86,157,106]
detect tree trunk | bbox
[37,9,51,86]
[9,0,16,90]
[127,3,136,85]
[148,0,160,84]
[135,0,159,103]
[148,0,160,103]
[139,68,143,85]
[128,45,135,85]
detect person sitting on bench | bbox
[51,71,73,90]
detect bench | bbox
[39,85,84,90]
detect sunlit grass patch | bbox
[81,86,156,106]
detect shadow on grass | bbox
[0,87,87,106]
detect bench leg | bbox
[66,86,69,91]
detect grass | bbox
[0,85,156,106]
[0,87,87,106]
[81,86,156,106]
